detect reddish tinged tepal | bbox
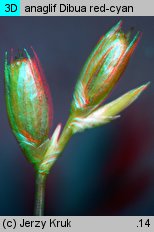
[5,48,53,167]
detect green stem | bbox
[51,118,73,164]
[34,119,73,215]
[38,117,74,175]
[34,172,47,216]
[58,119,73,152]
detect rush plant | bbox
[4,21,149,215]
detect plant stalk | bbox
[34,172,47,216]
[34,117,73,214]
[48,118,73,169]
[58,119,73,153]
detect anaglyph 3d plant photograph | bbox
[0,17,153,215]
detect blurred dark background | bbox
[0,17,153,216]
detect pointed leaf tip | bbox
[127,31,142,53]
[112,20,123,31]
[38,123,62,174]
[70,82,149,133]
[132,82,150,98]
[50,123,62,144]
[95,83,150,121]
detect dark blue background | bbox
[0,17,153,215]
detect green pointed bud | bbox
[96,83,149,122]
[70,83,149,133]
[39,124,62,174]
[71,21,141,117]
[5,49,53,166]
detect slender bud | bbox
[70,83,149,133]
